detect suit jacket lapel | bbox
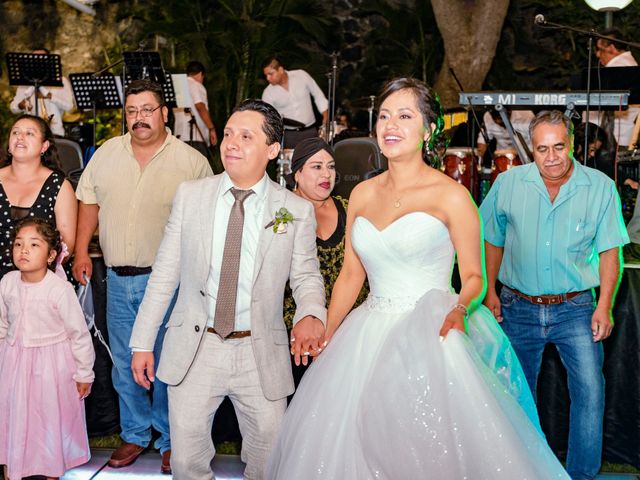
[253,180,284,284]
[199,176,224,276]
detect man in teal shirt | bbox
[480,110,628,480]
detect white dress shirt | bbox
[588,50,639,146]
[477,110,535,151]
[10,77,74,137]
[206,173,269,331]
[262,69,328,127]
[173,76,210,145]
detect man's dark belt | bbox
[206,326,251,339]
[284,125,316,133]
[509,287,587,305]
[111,266,152,276]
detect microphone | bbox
[534,14,546,26]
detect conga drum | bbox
[491,150,522,183]
[441,148,479,199]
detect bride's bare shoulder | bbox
[348,172,387,208]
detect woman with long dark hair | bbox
[1,114,77,278]
[267,78,569,479]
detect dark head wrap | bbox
[290,138,334,175]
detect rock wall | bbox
[0,0,138,133]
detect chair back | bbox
[55,138,84,175]
[332,137,387,198]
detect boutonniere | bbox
[265,207,295,233]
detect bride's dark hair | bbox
[376,78,446,168]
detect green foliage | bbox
[124,0,337,130]
[341,0,444,101]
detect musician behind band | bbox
[172,60,218,160]
[9,48,74,138]
[476,109,535,159]
[588,28,639,148]
[261,55,328,149]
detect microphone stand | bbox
[449,67,495,164]
[329,53,338,145]
[324,72,332,143]
[184,107,206,144]
[325,53,339,145]
[536,19,640,165]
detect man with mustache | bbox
[73,79,212,473]
[481,110,628,480]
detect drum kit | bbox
[441,148,522,203]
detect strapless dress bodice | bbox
[352,212,454,309]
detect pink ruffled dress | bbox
[0,271,94,478]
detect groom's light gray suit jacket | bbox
[130,174,326,400]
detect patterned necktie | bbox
[213,187,255,338]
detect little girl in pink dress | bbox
[0,217,95,480]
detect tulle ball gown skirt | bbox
[266,289,569,480]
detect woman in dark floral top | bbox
[283,138,367,385]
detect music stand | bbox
[122,51,177,107]
[69,73,123,149]
[573,66,640,105]
[6,52,64,118]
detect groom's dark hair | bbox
[233,99,283,146]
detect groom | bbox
[130,99,327,479]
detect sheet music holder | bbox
[70,73,122,110]
[6,52,63,87]
[69,73,123,149]
[6,52,64,118]
[122,51,177,107]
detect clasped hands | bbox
[290,315,326,366]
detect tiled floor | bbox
[61,449,244,479]
[59,449,640,479]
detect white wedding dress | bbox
[266,212,569,479]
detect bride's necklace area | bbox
[390,172,425,208]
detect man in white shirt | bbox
[590,28,639,147]
[476,109,535,158]
[10,48,74,137]
[173,61,217,159]
[262,56,328,148]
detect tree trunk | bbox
[432,0,510,108]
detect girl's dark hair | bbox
[11,217,62,272]
[5,114,63,172]
[376,77,447,168]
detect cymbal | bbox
[349,96,376,109]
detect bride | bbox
[266,78,569,479]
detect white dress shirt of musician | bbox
[262,57,328,127]
[173,61,217,147]
[9,49,74,137]
[130,99,327,479]
[590,29,639,147]
[476,110,535,157]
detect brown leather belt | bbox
[206,327,251,339]
[509,287,587,305]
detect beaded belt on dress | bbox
[364,295,419,313]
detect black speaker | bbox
[333,137,387,198]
